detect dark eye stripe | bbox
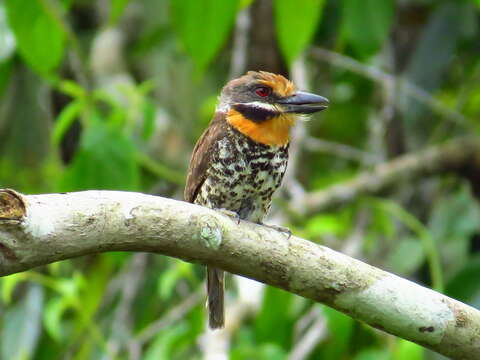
[232,103,279,123]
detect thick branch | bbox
[304,137,480,214]
[0,189,479,359]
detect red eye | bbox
[255,86,271,97]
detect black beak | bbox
[277,91,329,114]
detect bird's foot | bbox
[215,208,241,224]
[261,223,292,239]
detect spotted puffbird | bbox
[184,71,329,329]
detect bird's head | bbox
[217,71,328,146]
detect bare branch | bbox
[303,136,480,214]
[0,189,479,359]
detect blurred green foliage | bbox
[0,0,479,359]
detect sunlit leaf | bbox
[43,297,69,341]
[171,0,239,71]
[341,0,393,57]
[52,99,84,145]
[393,339,424,360]
[274,0,325,64]
[5,0,66,76]
[58,79,86,98]
[109,0,130,26]
[1,273,26,304]
[305,213,345,238]
[353,348,389,360]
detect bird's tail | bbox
[207,266,225,329]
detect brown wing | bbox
[184,112,228,203]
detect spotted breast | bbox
[195,123,288,223]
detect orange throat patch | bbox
[226,108,296,146]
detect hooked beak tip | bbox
[277,91,329,114]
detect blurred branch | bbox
[289,315,327,360]
[106,253,147,360]
[228,6,250,79]
[1,190,480,359]
[303,136,480,214]
[310,47,466,125]
[136,152,185,185]
[134,286,203,346]
[304,137,381,165]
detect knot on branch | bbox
[0,189,26,221]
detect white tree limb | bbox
[0,189,479,359]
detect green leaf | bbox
[143,323,188,360]
[353,348,389,360]
[43,296,69,341]
[319,305,354,359]
[142,101,156,140]
[5,0,66,76]
[158,265,180,300]
[446,255,480,303]
[170,0,239,71]
[386,237,425,275]
[274,0,325,64]
[255,287,293,348]
[109,0,130,26]
[341,0,394,57]
[0,58,12,96]
[60,115,140,191]
[58,79,86,98]
[305,213,345,238]
[231,341,287,360]
[429,185,480,241]
[393,339,424,360]
[51,99,84,145]
[1,273,26,304]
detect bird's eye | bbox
[255,86,271,97]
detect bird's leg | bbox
[215,208,241,224]
[260,223,292,239]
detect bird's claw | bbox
[216,208,241,224]
[261,223,292,239]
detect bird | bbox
[184,71,328,329]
